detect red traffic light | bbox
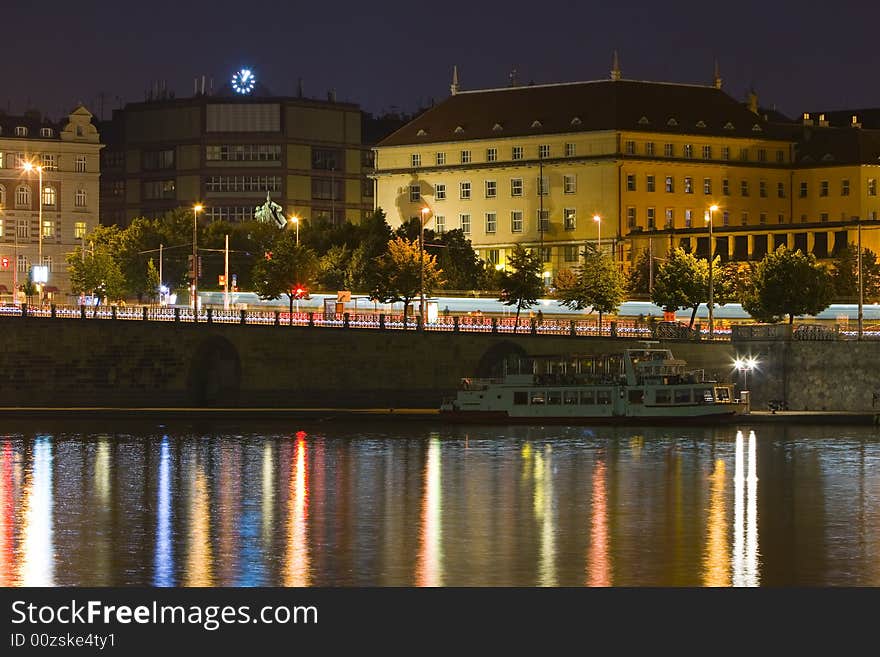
[0,257,8,270]
[294,286,306,299]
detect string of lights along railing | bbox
[0,303,743,340]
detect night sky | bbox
[4,0,880,121]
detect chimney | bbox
[194,77,199,96]
[747,89,758,114]
[508,68,519,87]
[611,50,621,81]
[713,59,722,89]
[297,77,304,98]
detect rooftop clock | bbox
[231,68,256,95]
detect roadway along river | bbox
[1,418,877,586]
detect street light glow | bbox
[709,204,719,213]
[193,203,204,213]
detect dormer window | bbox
[570,117,582,126]
[695,120,706,128]
[723,122,735,130]
[15,126,27,137]
[666,118,678,127]
[531,119,543,128]
[416,128,428,137]
[454,125,464,134]
[40,127,53,138]
[638,116,650,125]
[821,153,835,162]
[492,123,504,132]
[751,124,763,132]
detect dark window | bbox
[311,177,344,201]
[832,231,848,256]
[312,147,343,170]
[752,235,768,260]
[513,391,528,405]
[773,234,787,251]
[793,232,808,252]
[142,149,174,170]
[812,232,828,258]
[715,236,729,262]
[733,235,748,260]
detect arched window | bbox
[42,186,56,207]
[75,189,87,207]
[16,185,31,208]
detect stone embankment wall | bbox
[0,316,736,408]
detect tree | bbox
[556,246,627,328]
[498,244,544,333]
[832,244,880,302]
[317,244,352,291]
[627,248,653,296]
[145,258,160,304]
[552,268,578,297]
[350,209,394,292]
[430,229,484,291]
[650,248,728,328]
[743,246,834,324]
[251,229,319,322]
[67,239,126,311]
[373,236,443,327]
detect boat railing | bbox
[460,377,502,390]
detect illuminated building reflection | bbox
[185,467,213,586]
[703,459,729,587]
[416,436,443,587]
[284,433,310,586]
[0,443,14,586]
[534,445,557,586]
[587,459,611,586]
[153,436,174,586]
[20,436,54,586]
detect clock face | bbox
[231,68,255,94]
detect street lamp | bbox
[22,162,44,295]
[419,207,430,326]
[192,203,203,317]
[734,356,758,391]
[290,215,300,246]
[593,214,601,252]
[706,204,719,339]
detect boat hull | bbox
[438,408,744,425]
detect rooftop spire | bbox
[450,65,460,96]
[611,50,621,81]
[713,59,722,89]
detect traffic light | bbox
[218,274,226,286]
[0,257,8,270]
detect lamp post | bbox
[706,204,718,339]
[858,217,863,340]
[420,207,430,326]
[192,203,203,317]
[290,215,300,247]
[22,162,44,295]
[593,214,601,252]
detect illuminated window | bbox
[75,155,87,172]
[41,154,57,171]
[564,208,576,231]
[665,208,674,228]
[40,127,53,137]
[684,144,693,158]
[74,221,86,238]
[684,177,693,193]
[15,126,27,137]
[75,189,87,207]
[41,186,56,207]
[511,211,523,233]
[685,209,693,228]
[42,220,54,238]
[665,176,674,193]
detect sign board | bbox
[337,290,351,302]
[31,265,49,284]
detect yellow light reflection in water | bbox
[262,441,274,546]
[0,443,14,586]
[535,445,557,587]
[20,437,54,586]
[745,431,760,586]
[703,459,729,587]
[284,433,310,587]
[733,431,745,586]
[587,459,611,587]
[416,436,443,587]
[185,468,213,587]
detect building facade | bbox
[0,107,102,300]
[373,67,880,281]
[99,79,377,228]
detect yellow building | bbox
[373,64,880,280]
[0,107,102,300]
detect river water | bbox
[1,419,878,587]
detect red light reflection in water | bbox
[284,433,310,586]
[0,444,14,586]
[587,460,611,587]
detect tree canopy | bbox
[499,244,544,332]
[251,229,319,320]
[650,248,729,327]
[373,236,443,325]
[556,245,627,325]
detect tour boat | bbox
[439,345,743,423]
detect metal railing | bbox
[0,303,734,341]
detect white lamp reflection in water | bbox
[587,459,611,587]
[20,436,54,586]
[535,444,557,587]
[416,435,443,587]
[746,430,760,586]
[733,431,745,586]
[732,430,761,587]
[703,459,729,587]
[284,432,310,587]
[154,436,174,587]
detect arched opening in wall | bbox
[475,340,528,378]
[187,336,242,406]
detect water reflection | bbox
[0,424,876,586]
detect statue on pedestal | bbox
[255,192,287,228]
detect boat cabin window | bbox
[514,391,528,405]
[715,387,731,402]
[580,390,595,405]
[564,391,578,405]
[628,390,644,404]
[674,389,692,403]
[702,388,715,403]
[655,389,671,404]
[597,390,611,405]
[548,391,562,405]
[530,391,546,405]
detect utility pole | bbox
[648,237,654,293]
[224,234,229,311]
[858,218,863,340]
[159,243,163,305]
